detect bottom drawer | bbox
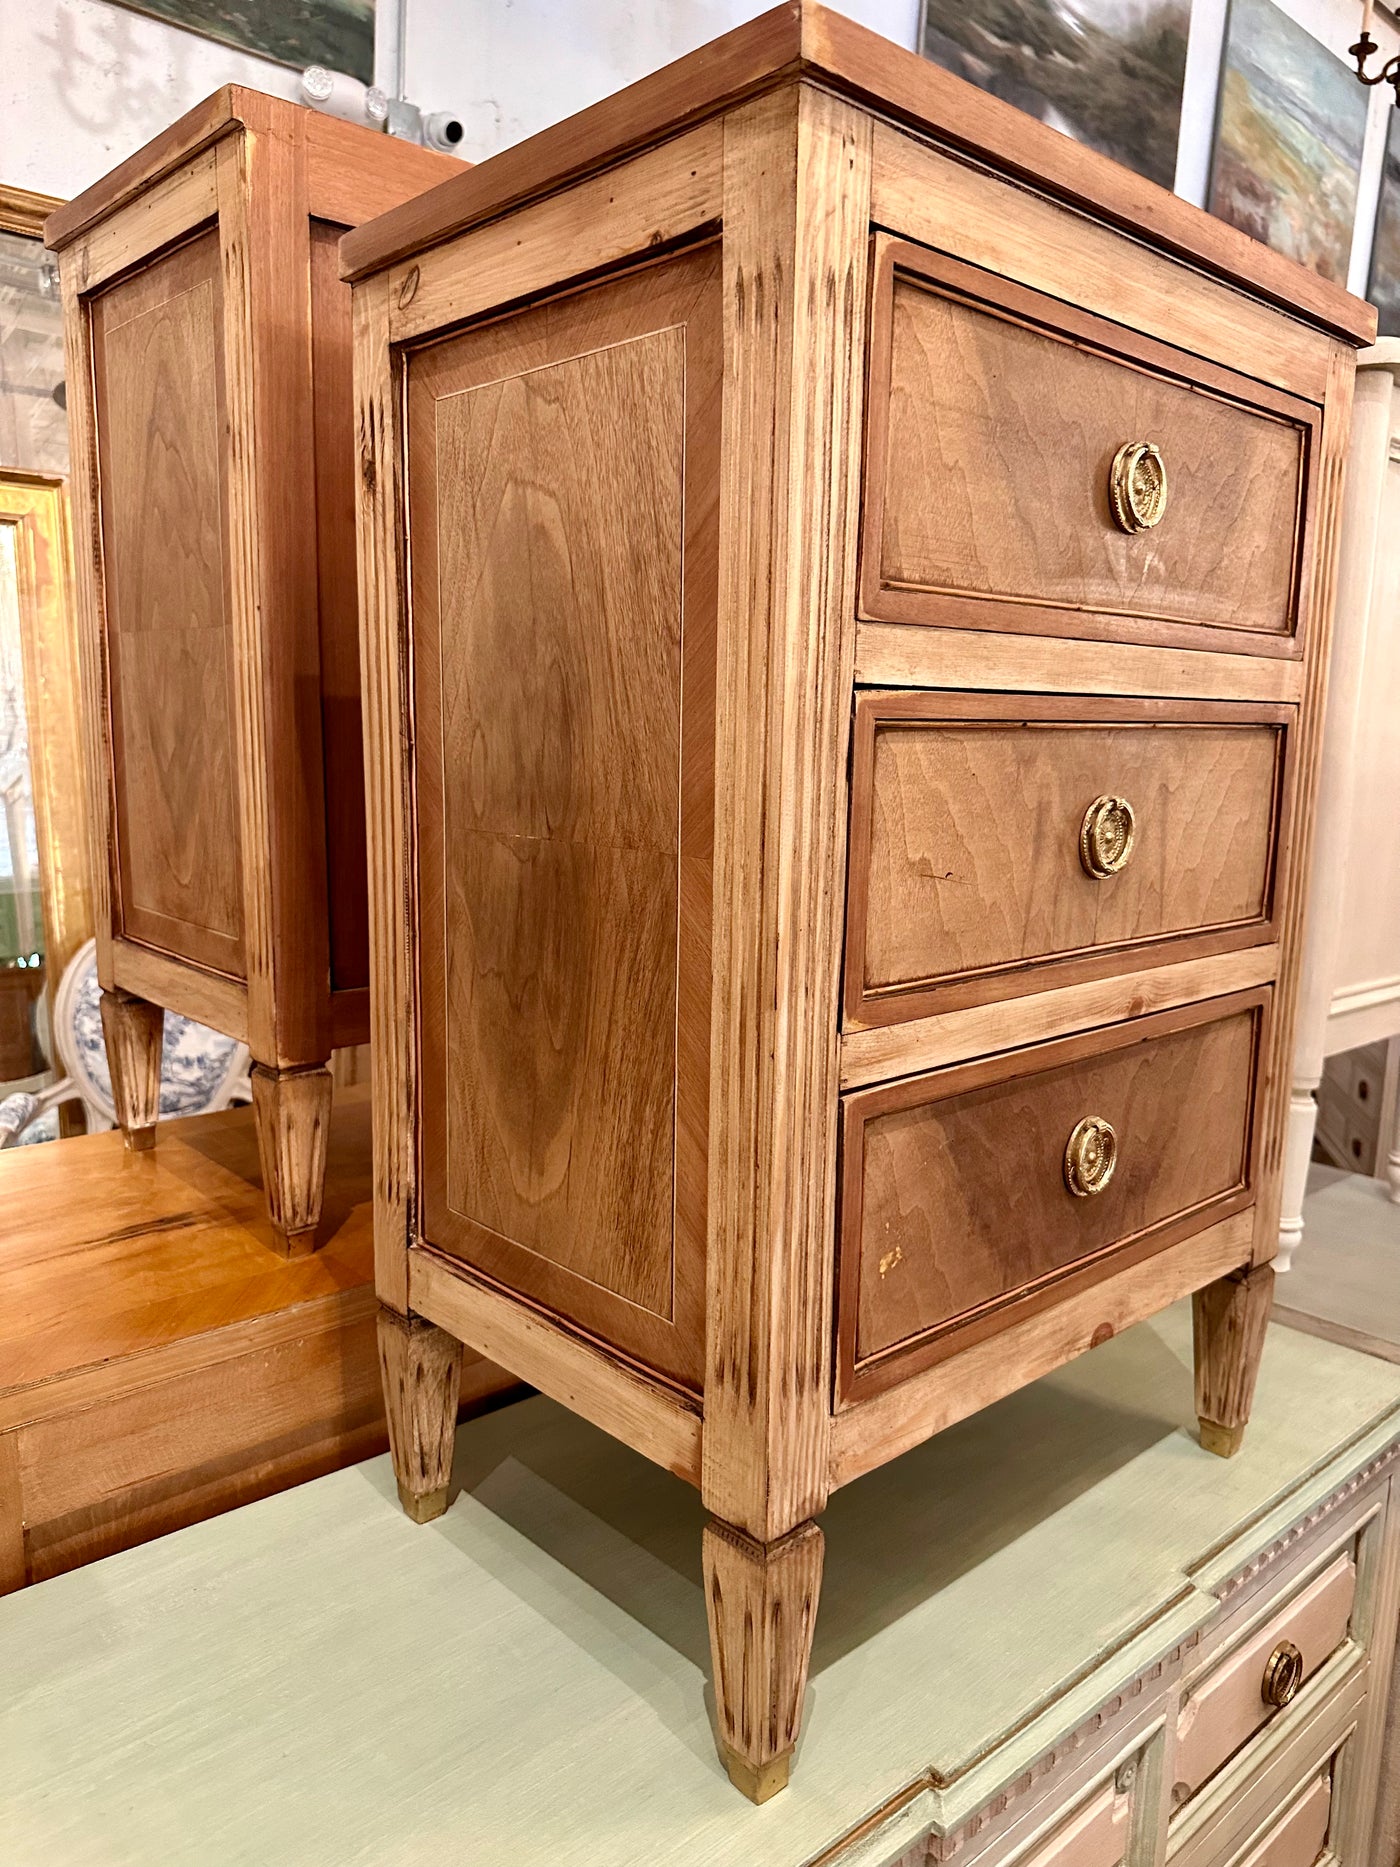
[1230,1769,1332,1867]
[1022,1778,1131,1867]
[837,989,1267,1401]
[1174,1553,1357,1807]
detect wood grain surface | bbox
[91,228,244,976]
[700,89,872,1542]
[407,244,719,1386]
[840,994,1265,1399]
[862,242,1315,655]
[309,216,370,997]
[0,1089,517,1592]
[846,696,1289,1027]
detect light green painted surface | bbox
[3,1305,1399,1867]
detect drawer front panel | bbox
[861,239,1319,656]
[838,991,1266,1400]
[1232,1773,1333,1867]
[845,695,1291,1028]
[1023,1780,1130,1867]
[1174,1554,1357,1808]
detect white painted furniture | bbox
[2,1305,1398,1867]
[1280,341,1400,1272]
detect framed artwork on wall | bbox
[1369,109,1400,338]
[109,0,375,84]
[918,0,1190,191]
[1209,0,1367,284]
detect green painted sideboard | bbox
[2,1304,1398,1867]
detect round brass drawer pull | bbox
[1110,440,1168,532]
[1262,1639,1304,1709]
[1080,795,1136,878]
[1065,1116,1118,1198]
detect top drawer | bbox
[860,238,1320,657]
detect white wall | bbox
[0,0,299,201]
[0,0,1396,301]
[398,0,921,167]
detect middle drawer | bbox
[844,694,1293,1028]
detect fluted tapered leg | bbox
[100,987,164,1151]
[1195,1264,1274,1459]
[703,1517,824,1802]
[377,1307,463,1524]
[251,1063,332,1255]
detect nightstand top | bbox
[338,0,1374,349]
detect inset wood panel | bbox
[844,695,1292,1028]
[838,990,1267,1401]
[409,244,720,1390]
[92,228,244,976]
[309,218,369,997]
[861,240,1318,657]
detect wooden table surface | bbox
[0,1089,374,1395]
[3,1304,1399,1867]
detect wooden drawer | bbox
[837,990,1266,1402]
[844,694,1291,1028]
[1229,1772,1333,1867]
[860,238,1320,657]
[1173,1554,1357,1809]
[1022,1779,1130,1867]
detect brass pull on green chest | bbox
[1262,1640,1304,1709]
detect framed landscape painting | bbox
[1369,109,1400,338]
[919,0,1190,192]
[111,0,375,84]
[1209,0,1366,284]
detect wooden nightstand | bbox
[341,3,1375,1796]
[45,91,458,1252]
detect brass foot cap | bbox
[720,1746,792,1804]
[1199,1419,1246,1459]
[275,1225,320,1260]
[123,1126,157,1153]
[397,1480,450,1525]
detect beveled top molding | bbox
[336,0,1375,347]
[0,184,63,239]
[42,87,455,254]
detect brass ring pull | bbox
[1110,441,1168,533]
[1262,1640,1304,1709]
[1065,1116,1118,1198]
[1080,795,1136,878]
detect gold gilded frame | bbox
[0,185,62,238]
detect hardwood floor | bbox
[0,1087,518,1594]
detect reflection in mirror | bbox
[0,472,92,1143]
[0,516,45,1087]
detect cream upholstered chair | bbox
[0,938,249,1147]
